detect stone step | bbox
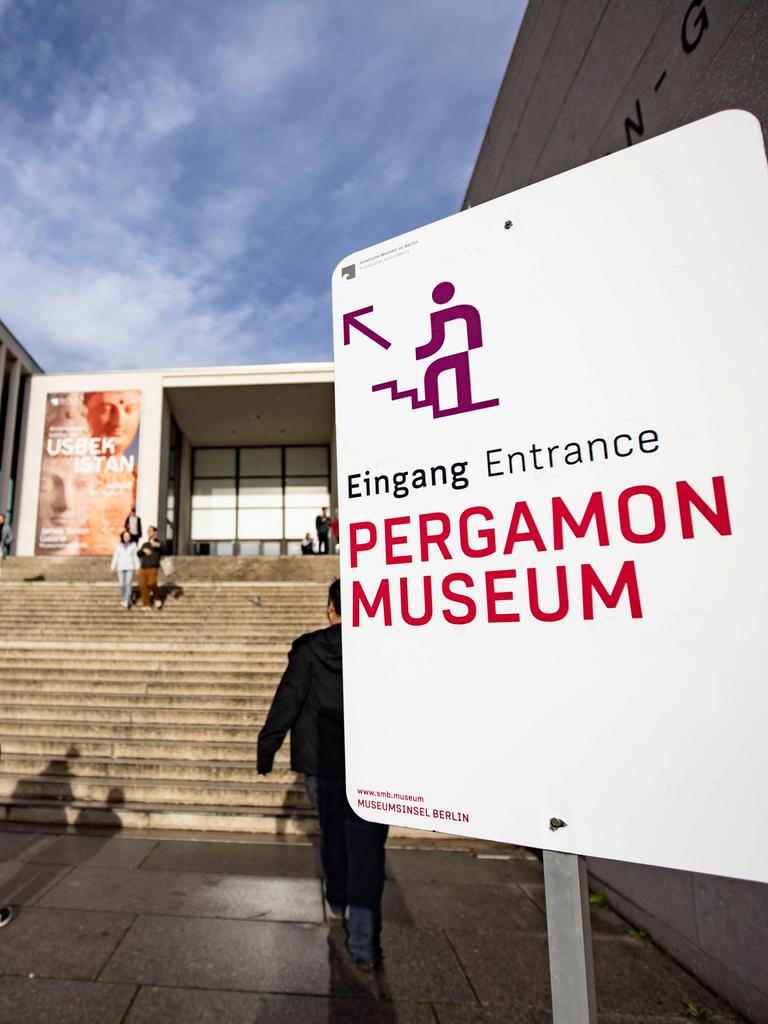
[0,615,320,626]
[0,689,272,710]
[0,678,281,696]
[2,630,296,638]
[0,621,311,632]
[1,554,339,583]
[0,644,289,659]
[0,774,311,809]
[0,734,283,763]
[0,571,348,840]
[0,719,259,741]
[0,639,293,651]
[0,754,296,784]
[0,703,269,727]
[0,798,319,835]
[0,654,288,671]
[0,667,282,683]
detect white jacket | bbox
[111,542,139,572]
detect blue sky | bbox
[0,0,524,372]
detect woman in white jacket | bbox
[111,529,139,608]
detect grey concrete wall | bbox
[465,3,768,1020]
[588,858,768,1022]
[465,0,768,206]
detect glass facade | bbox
[164,418,181,554]
[190,445,330,555]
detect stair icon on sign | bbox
[372,281,499,419]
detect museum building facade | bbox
[0,317,335,558]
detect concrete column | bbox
[177,433,192,555]
[0,342,7,433]
[0,356,22,513]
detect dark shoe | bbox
[351,956,381,971]
[0,906,13,928]
[348,945,383,970]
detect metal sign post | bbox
[544,850,597,1024]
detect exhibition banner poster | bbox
[36,390,141,555]
[332,112,768,883]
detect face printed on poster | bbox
[35,390,141,555]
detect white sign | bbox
[332,111,768,884]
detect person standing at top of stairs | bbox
[315,508,331,554]
[0,513,11,578]
[124,507,142,545]
[137,526,163,611]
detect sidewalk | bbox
[0,826,744,1023]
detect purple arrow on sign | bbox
[343,306,391,350]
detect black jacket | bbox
[257,624,344,777]
[138,538,162,568]
[125,514,142,537]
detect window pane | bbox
[239,478,282,508]
[192,479,236,508]
[240,448,281,475]
[285,446,328,475]
[194,449,236,476]
[238,508,282,538]
[285,507,326,538]
[285,478,330,509]
[191,508,236,539]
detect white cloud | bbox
[0,1,523,372]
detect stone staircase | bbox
[0,560,342,836]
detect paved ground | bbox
[0,827,744,1023]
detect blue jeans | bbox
[117,570,133,604]
[305,775,388,963]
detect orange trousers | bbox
[138,567,159,606]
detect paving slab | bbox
[38,865,324,922]
[447,929,552,1008]
[126,986,435,1023]
[592,936,739,1017]
[383,879,546,932]
[435,1008,553,1024]
[0,906,133,980]
[447,928,739,1017]
[435,1011,736,1024]
[521,882,630,936]
[0,832,59,861]
[0,860,73,906]
[100,915,331,993]
[0,976,136,1024]
[27,834,158,867]
[346,923,477,1004]
[386,847,542,885]
[140,838,322,877]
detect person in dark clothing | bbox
[124,507,142,544]
[137,526,163,610]
[257,579,388,968]
[315,507,330,554]
[0,513,11,579]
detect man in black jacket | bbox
[124,507,142,545]
[257,579,388,968]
